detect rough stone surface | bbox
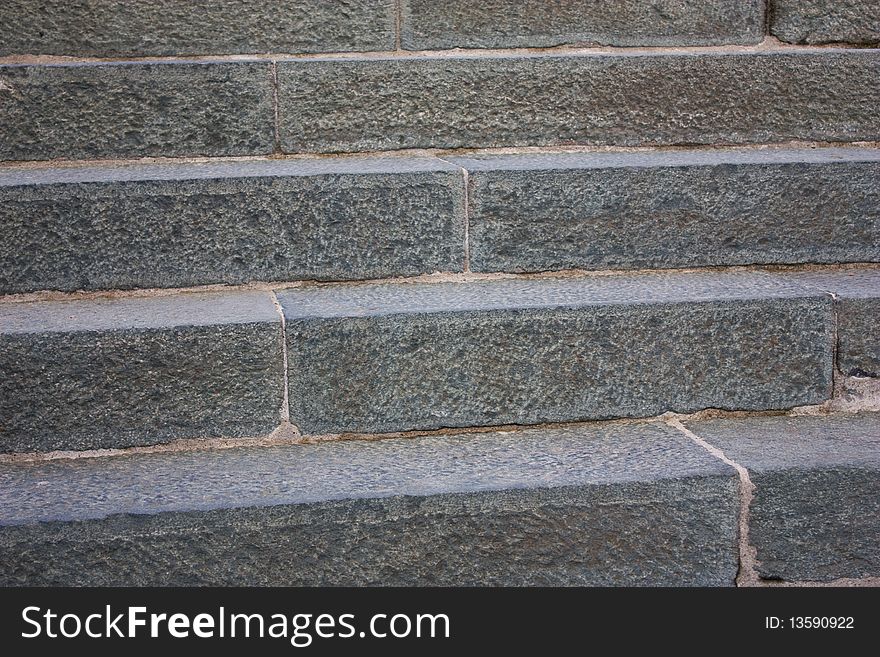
[278,272,833,434]
[0,292,284,452]
[401,0,764,49]
[0,62,274,161]
[278,51,880,153]
[771,0,880,45]
[0,157,465,293]
[0,0,395,56]
[451,148,880,273]
[788,269,880,377]
[0,423,739,585]
[687,413,880,581]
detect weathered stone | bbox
[0,0,395,56]
[0,292,283,452]
[0,157,465,293]
[401,0,764,49]
[0,423,738,585]
[786,269,880,377]
[771,0,880,45]
[452,148,880,274]
[278,272,833,434]
[0,62,274,161]
[687,413,880,582]
[278,50,880,153]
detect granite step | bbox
[2,148,877,295]
[0,291,285,453]
[686,412,880,582]
[0,421,740,586]
[278,270,837,435]
[3,269,877,453]
[1,49,878,162]
[0,157,465,294]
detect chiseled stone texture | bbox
[278,51,880,153]
[401,0,764,49]
[788,269,880,377]
[0,157,465,293]
[771,0,880,45]
[452,148,880,274]
[0,292,284,452]
[687,413,880,582]
[0,0,395,56]
[0,423,739,585]
[0,62,274,161]
[278,272,833,434]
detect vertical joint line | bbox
[764,0,773,35]
[270,60,282,154]
[270,291,291,423]
[394,0,403,51]
[667,418,759,587]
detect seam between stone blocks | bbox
[436,155,470,272]
[269,291,292,427]
[394,0,403,52]
[666,417,760,587]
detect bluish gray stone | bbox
[771,0,880,45]
[0,157,465,293]
[787,269,880,377]
[401,0,764,49]
[451,148,880,273]
[278,50,880,153]
[0,61,275,161]
[686,413,880,582]
[0,292,284,452]
[0,0,395,56]
[0,422,739,585]
[278,271,834,434]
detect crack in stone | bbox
[666,417,759,587]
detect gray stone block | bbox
[401,0,764,49]
[278,272,833,434]
[278,50,880,153]
[772,1,880,45]
[0,292,284,452]
[0,423,739,585]
[0,0,395,56]
[686,413,880,581]
[0,62,274,161]
[0,157,465,293]
[786,269,880,377]
[453,148,880,274]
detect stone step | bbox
[4,269,876,452]
[279,270,836,435]
[2,148,877,295]
[452,147,880,275]
[0,157,465,294]
[686,412,880,582]
[279,49,879,155]
[399,0,765,49]
[1,49,877,161]
[0,0,396,57]
[0,291,284,453]
[0,422,740,586]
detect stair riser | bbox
[287,298,833,434]
[0,163,464,294]
[2,51,878,162]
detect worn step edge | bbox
[0,421,739,586]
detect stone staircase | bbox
[0,0,877,586]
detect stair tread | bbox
[278,270,826,320]
[0,421,733,526]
